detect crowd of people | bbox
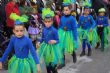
[0,0,110,73]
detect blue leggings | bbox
[82,39,91,50]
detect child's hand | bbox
[100,25,103,27]
[40,60,43,64]
[0,62,2,70]
[98,25,103,27]
[37,64,41,73]
[63,27,67,31]
[48,40,57,44]
[97,25,101,27]
[89,29,92,32]
[36,42,40,49]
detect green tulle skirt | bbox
[78,28,99,47]
[98,27,110,48]
[38,42,63,66]
[58,29,77,54]
[8,55,37,73]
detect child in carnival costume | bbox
[79,0,92,16]
[37,8,62,73]
[54,5,62,29]
[95,8,109,51]
[78,6,96,57]
[28,5,42,48]
[0,20,40,73]
[83,0,92,7]
[63,0,76,4]
[5,0,20,38]
[63,0,76,10]
[58,3,78,68]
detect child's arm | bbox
[28,39,39,64]
[37,64,40,73]
[0,37,14,63]
[103,17,109,26]
[77,16,82,28]
[0,62,2,69]
[28,39,40,73]
[71,17,78,49]
[53,29,59,44]
[72,17,78,42]
[95,17,98,26]
[58,17,63,29]
[90,15,96,29]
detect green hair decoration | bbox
[9,13,28,22]
[42,8,54,19]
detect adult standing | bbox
[5,0,20,38]
[0,0,8,34]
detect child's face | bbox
[99,12,105,16]
[12,0,16,2]
[63,7,71,15]
[12,0,17,3]
[84,9,90,15]
[43,18,53,28]
[13,25,25,38]
[32,8,38,15]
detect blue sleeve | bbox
[77,16,82,28]
[0,37,14,62]
[28,39,39,64]
[58,17,63,29]
[95,17,98,26]
[71,17,78,42]
[53,29,59,44]
[90,16,96,29]
[103,17,109,26]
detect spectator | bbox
[5,0,20,38]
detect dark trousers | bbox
[82,39,91,51]
[63,50,77,63]
[97,27,104,48]
[46,63,58,73]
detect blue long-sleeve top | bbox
[96,16,109,26]
[40,26,59,44]
[78,15,96,30]
[59,15,77,41]
[0,36,39,64]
